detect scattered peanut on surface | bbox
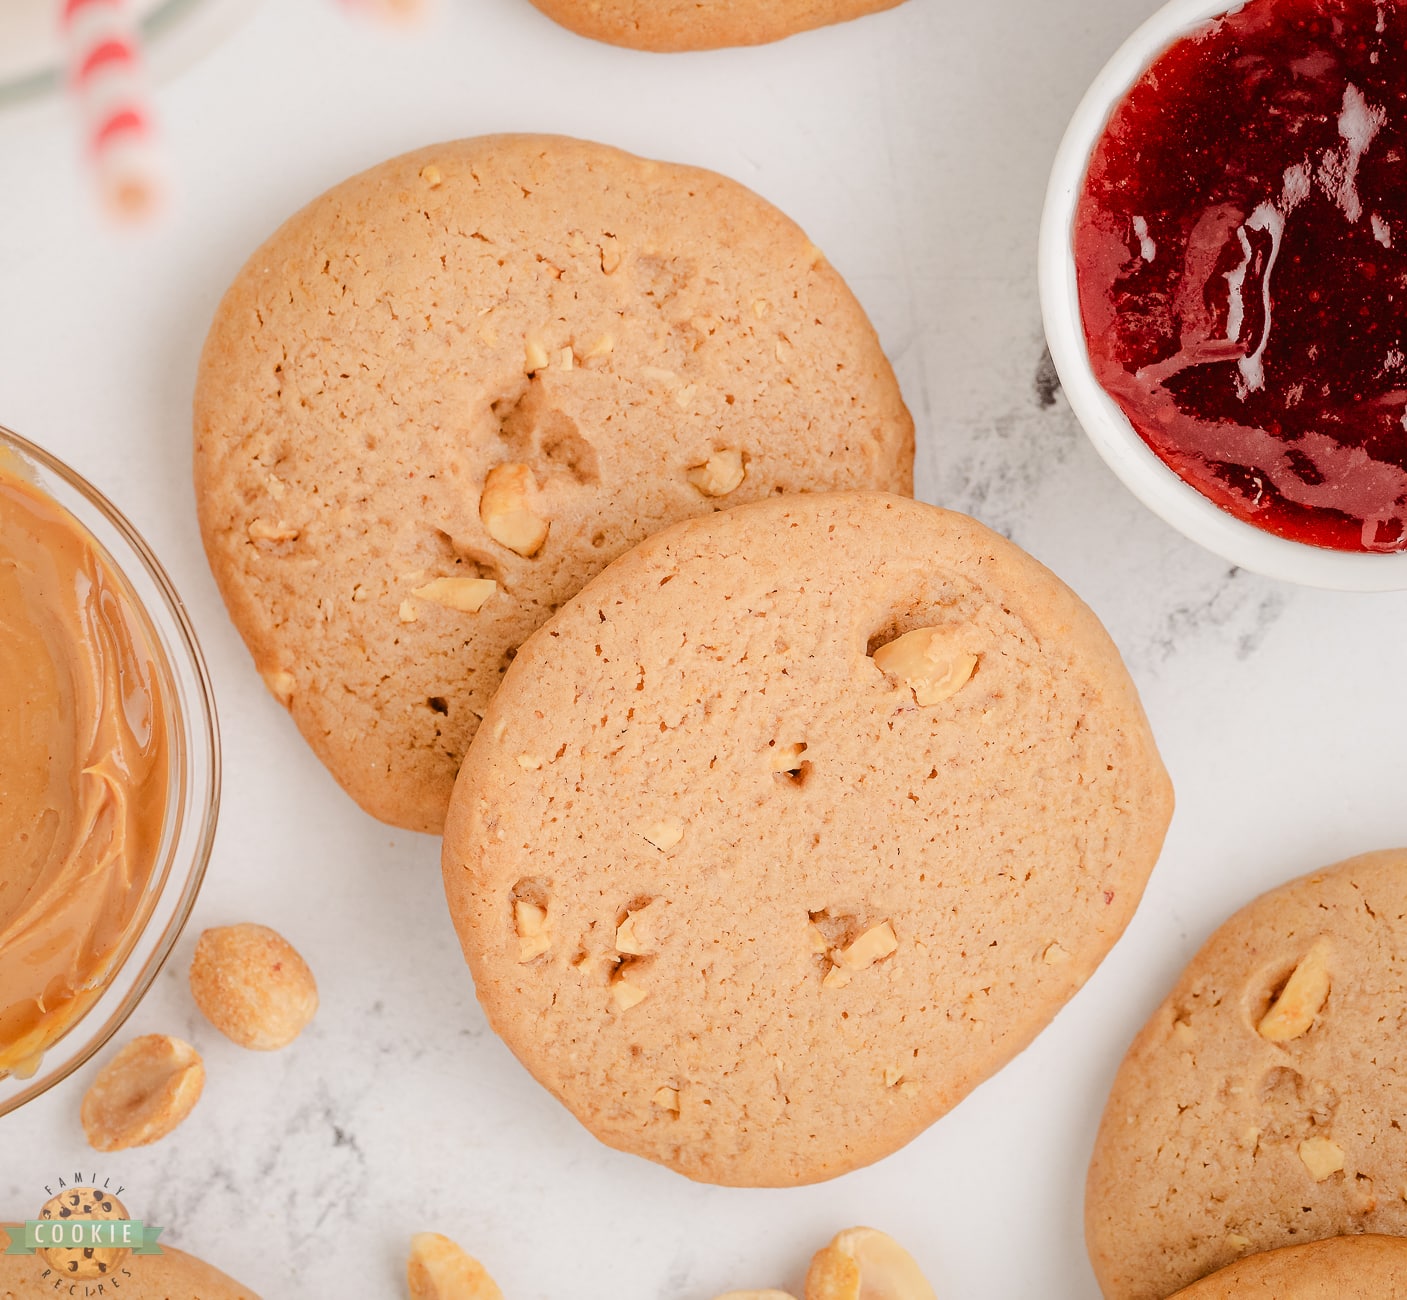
[805,1227,937,1300]
[81,1035,204,1152]
[1258,937,1332,1041]
[189,923,318,1051]
[872,626,978,706]
[407,1232,503,1300]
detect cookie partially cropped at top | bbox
[527,0,907,51]
[195,134,913,834]
[1168,1236,1407,1299]
[0,1224,258,1298]
[443,492,1172,1186]
[1087,850,1407,1300]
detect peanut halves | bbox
[407,1232,504,1300]
[81,1035,204,1152]
[805,1227,937,1300]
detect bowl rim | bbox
[0,424,221,1117]
[1037,0,1407,592]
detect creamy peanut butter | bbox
[0,466,168,1077]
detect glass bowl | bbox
[0,424,219,1117]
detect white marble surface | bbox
[1,0,1405,1296]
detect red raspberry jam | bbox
[1075,0,1407,552]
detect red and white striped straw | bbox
[59,0,164,222]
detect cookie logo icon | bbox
[37,1187,130,1280]
[4,1173,163,1280]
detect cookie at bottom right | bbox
[1169,1235,1407,1298]
[1087,849,1407,1300]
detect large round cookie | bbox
[1087,850,1407,1300]
[195,135,913,834]
[0,1225,258,1298]
[527,0,907,51]
[443,492,1173,1186]
[1169,1236,1407,1299]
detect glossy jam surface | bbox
[1076,0,1407,552]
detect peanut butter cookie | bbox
[1169,1235,1407,1298]
[195,135,913,833]
[1088,849,1407,1300]
[527,0,908,52]
[443,492,1172,1186]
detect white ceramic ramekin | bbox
[1039,0,1407,591]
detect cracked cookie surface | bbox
[443,492,1172,1186]
[194,135,913,832]
[1088,849,1407,1300]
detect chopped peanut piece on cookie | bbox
[524,335,551,374]
[641,818,684,851]
[262,669,295,702]
[823,965,852,990]
[687,448,746,498]
[407,1233,503,1300]
[771,742,808,773]
[1043,942,1070,965]
[653,1086,681,1113]
[1258,938,1332,1041]
[611,975,648,1011]
[583,333,615,362]
[81,1035,204,1152]
[247,517,299,543]
[835,922,899,972]
[480,463,550,558]
[872,627,979,706]
[412,576,498,614]
[616,900,663,955]
[514,900,552,962]
[1298,1136,1346,1181]
[189,924,318,1050]
[399,599,420,622]
[809,924,831,955]
[805,1227,937,1300]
